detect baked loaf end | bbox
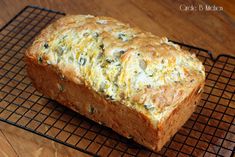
[25,15,205,151]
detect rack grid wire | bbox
[0,5,234,157]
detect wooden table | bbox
[0,0,234,157]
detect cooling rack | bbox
[0,5,234,157]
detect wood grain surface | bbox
[0,0,234,157]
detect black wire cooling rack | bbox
[0,5,234,157]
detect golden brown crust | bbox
[25,14,205,152]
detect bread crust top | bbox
[26,15,205,127]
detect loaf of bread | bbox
[25,15,205,152]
